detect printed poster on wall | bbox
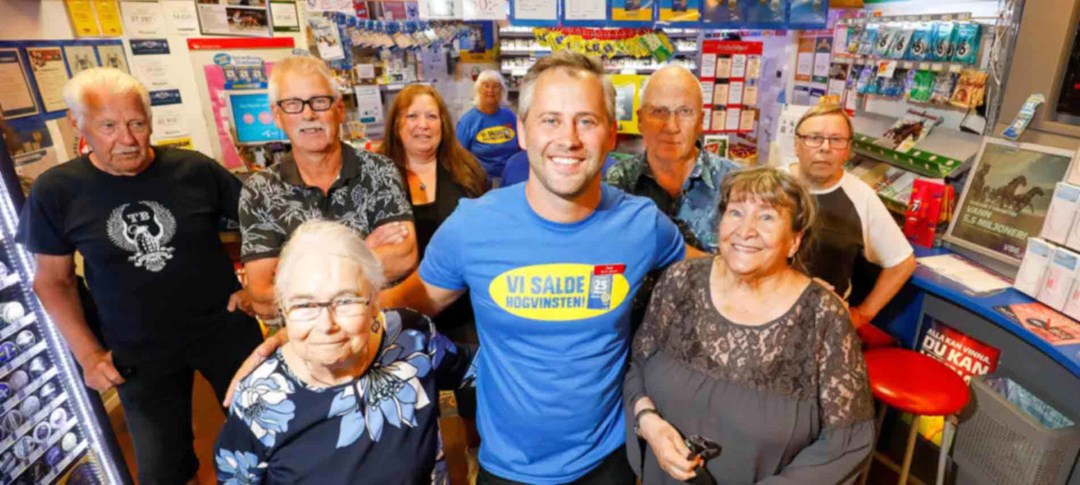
[699,40,762,135]
[658,0,700,22]
[0,49,40,119]
[163,0,201,36]
[419,0,464,20]
[96,44,129,73]
[196,0,272,37]
[94,0,125,36]
[946,138,1077,264]
[270,0,300,32]
[64,45,100,76]
[26,47,72,112]
[463,0,507,21]
[65,0,102,37]
[611,74,645,135]
[459,22,496,63]
[121,0,166,37]
[611,0,654,22]
[6,116,60,181]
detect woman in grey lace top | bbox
[624,167,874,484]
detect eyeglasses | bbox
[282,295,369,322]
[641,106,699,123]
[796,134,851,149]
[276,96,337,114]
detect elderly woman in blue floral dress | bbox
[214,220,474,484]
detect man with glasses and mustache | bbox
[17,68,263,485]
[789,103,914,334]
[238,56,416,321]
[605,65,739,257]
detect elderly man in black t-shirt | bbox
[17,68,262,485]
[238,56,416,320]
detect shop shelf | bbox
[851,112,981,179]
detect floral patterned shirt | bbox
[214,309,476,484]
[604,149,738,252]
[238,143,413,262]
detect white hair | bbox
[268,56,339,104]
[639,64,702,106]
[274,220,386,304]
[518,50,616,123]
[472,70,508,107]
[62,68,151,130]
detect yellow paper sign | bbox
[65,0,101,37]
[93,0,123,37]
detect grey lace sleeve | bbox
[624,261,689,406]
[755,288,875,484]
[815,290,874,429]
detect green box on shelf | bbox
[852,133,965,178]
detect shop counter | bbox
[878,247,1080,417]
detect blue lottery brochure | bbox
[859,24,880,56]
[908,23,933,60]
[952,22,982,64]
[931,22,955,61]
[889,25,915,59]
[873,24,899,58]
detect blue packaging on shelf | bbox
[874,24,899,58]
[889,24,915,59]
[952,22,982,65]
[931,22,955,62]
[859,24,880,56]
[908,23,933,60]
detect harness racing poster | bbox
[946,138,1077,265]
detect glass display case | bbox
[0,148,129,484]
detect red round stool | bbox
[858,347,970,485]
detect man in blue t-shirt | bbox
[229,51,685,484]
[392,51,685,483]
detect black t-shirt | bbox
[17,147,244,347]
[802,189,863,298]
[409,164,475,338]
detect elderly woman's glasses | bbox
[283,296,369,322]
[795,133,851,149]
[276,96,336,114]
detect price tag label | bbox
[877,60,898,78]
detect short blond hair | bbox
[268,56,339,104]
[794,103,853,138]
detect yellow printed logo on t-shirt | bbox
[488,263,630,321]
[476,125,515,145]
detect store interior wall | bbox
[995,0,1080,150]
[0,0,310,162]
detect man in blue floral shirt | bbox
[605,65,739,255]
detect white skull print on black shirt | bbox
[107,201,177,272]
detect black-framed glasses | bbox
[282,295,369,322]
[276,96,337,114]
[641,106,699,123]
[796,133,851,149]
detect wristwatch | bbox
[633,408,662,437]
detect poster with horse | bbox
[946,138,1078,265]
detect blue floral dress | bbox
[214,308,476,484]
